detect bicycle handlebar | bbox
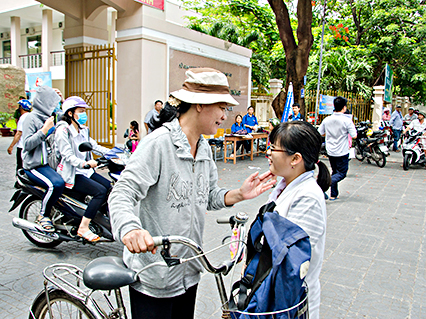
[149,212,249,276]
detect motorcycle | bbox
[354,121,389,168]
[10,143,129,248]
[402,130,426,170]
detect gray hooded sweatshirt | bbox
[22,86,61,170]
[108,118,229,298]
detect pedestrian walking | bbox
[318,96,357,200]
[390,105,404,152]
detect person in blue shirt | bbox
[288,103,305,121]
[242,106,258,133]
[231,114,251,154]
[389,105,404,152]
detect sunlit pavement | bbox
[0,136,425,318]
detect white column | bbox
[42,9,53,72]
[110,10,117,44]
[372,85,385,131]
[269,79,283,98]
[10,16,21,67]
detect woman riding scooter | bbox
[55,96,112,242]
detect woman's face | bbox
[236,116,242,124]
[199,102,228,135]
[130,124,134,130]
[267,142,294,178]
[269,123,274,131]
[70,107,86,120]
[248,107,254,115]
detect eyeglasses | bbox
[266,147,292,157]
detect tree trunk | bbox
[268,0,313,119]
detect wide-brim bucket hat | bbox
[62,96,91,113]
[170,68,239,106]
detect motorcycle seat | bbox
[83,256,137,290]
[17,169,37,186]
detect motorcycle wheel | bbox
[355,146,364,161]
[19,196,61,248]
[403,153,411,171]
[31,289,96,319]
[372,146,386,168]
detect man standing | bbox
[288,103,305,121]
[7,99,32,174]
[318,96,357,201]
[404,107,417,125]
[144,100,163,134]
[389,105,404,152]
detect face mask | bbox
[53,103,62,114]
[76,112,88,125]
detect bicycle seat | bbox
[83,256,137,290]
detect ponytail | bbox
[150,100,192,131]
[316,160,331,192]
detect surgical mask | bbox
[76,112,88,125]
[53,103,62,114]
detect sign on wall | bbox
[27,72,52,101]
[319,94,335,115]
[134,0,164,10]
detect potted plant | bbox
[0,112,14,137]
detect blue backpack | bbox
[228,202,311,318]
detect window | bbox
[27,35,41,54]
[2,40,11,57]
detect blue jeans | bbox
[24,165,65,217]
[72,173,111,219]
[329,154,349,198]
[393,129,402,151]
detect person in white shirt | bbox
[403,110,426,158]
[7,99,32,174]
[266,121,331,319]
[318,96,357,200]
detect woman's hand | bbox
[83,159,98,168]
[41,116,55,135]
[224,171,276,206]
[122,229,157,254]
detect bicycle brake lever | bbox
[160,237,181,267]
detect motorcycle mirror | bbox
[79,142,93,152]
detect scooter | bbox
[10,143,129,248]
[402,130,426,170]
[354,121,389,168]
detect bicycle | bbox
[28,212,308,319]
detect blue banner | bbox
[319,94,335,115]
[26,72,52,101]
[281,83,294,122]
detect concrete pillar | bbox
[42,9,53,72]
[109,10,117,44]
[269,79,283,98]
[10,16,21,67]
[372,85,385,130]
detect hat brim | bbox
[171,89,239,106]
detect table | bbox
[223,132,268,164]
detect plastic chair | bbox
[214,128,225,138]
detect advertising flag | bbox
[281,82,294,122]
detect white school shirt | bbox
[16,113,30,149]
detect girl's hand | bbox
[84,159,98,168]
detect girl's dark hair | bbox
[130,120,139,132]
[150,100,192,130]
[235,114,242,122]
[60,107,82,130]
[269,121,331,192]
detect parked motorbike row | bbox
[10,142,130,248]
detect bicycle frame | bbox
[30,212,249,319]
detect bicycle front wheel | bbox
[31,289,96,319]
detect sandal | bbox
[78,230,100,243]
[37,216,55,232]
[329,196,340,201]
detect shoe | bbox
[394,149,400,152]
[36,216,55,232]
[329,196,339,201]
[78,230,100,242]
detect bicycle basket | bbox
[222,288,308,319]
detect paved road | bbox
[0,135,425,318]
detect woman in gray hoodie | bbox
[21,86,65,232]
[108,68,276,319]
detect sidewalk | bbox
[0,135,425,318]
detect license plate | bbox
[379,145,388,152]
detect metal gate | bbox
[65,45,116,147]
